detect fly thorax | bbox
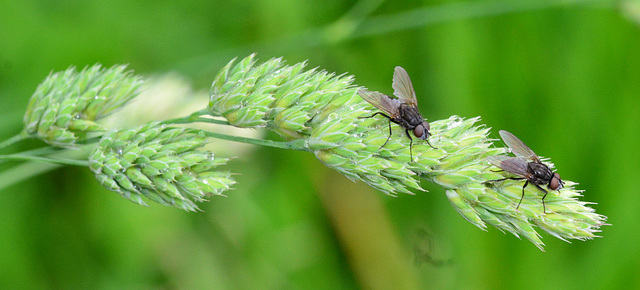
[399,105,424,127]
[528,162,553,183]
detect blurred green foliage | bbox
[1,0,638,288]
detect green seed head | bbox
[208,55,607,250]
[89,122,236,211]
[23,64,143,148]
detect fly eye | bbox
[549,178,560,190]
[413,125,425,138]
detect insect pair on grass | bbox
[358,67,564,213]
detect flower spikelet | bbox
[88,122,235,211]
[23,64,143,148]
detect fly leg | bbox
[404,129,414,162]
[381,118,392,149]
[360,112,393,149]
[531,182,549,214]
[425,137,437,149]
[516,180,529,210]
[482,177,524,184]
[423,130,437,149]
[482,177,528,209]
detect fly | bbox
[358,66,436,161]
[485,130,564,213]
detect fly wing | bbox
[358,88,401,118]
[487,155,529,177]
[392,66,418,107]
[499,130,540,162]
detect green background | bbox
[1,0,638,288]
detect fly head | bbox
[549,172,564,190]
[413,121,431,140]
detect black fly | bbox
[485,130,564,213]
[358,66,435,161]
